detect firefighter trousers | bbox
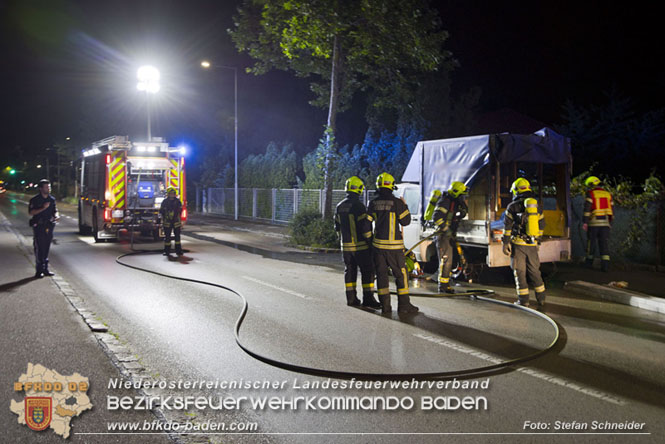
[343,249,374,303]
[33,224,54,273]
[436,234,454,288]
[510,244,546,304]
[164,224,182,254]
[586,226,610,271]
[373,248,409,298]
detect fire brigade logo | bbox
[25,397,52,432]
[11,364,92,439]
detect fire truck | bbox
[77,135,187,242]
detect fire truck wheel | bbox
[93,210,102,243]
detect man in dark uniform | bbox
[160,187,183,256]
[29,179,59,278]
[502,178,546,307]
[583,176,613,272]
[367,172,418,314]
[432,181,468,293]
[334,176,381,308]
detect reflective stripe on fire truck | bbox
[108,152,125,211]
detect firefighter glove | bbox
[502,241,512,256]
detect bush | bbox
[288,209,339,249]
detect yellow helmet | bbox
[584,176,601,187]
[345,176,364,194]
[376,172,396,190]
[448,181,467,198]
[166,187,177,194]
[510,178,531,196]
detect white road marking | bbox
[242,276,310,300]
[414,333,625,406]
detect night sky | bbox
[1,0,664,167]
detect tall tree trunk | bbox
[322,35,341,219]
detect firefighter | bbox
[432,181,469,293]
[367,173,419,314]
[160,187,183,256]
[334,176,381,308]
[502,178,546,307]
[28,179,59,278]
[583,176,613,272]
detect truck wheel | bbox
[77,205,89,235]
[422,243,439,274]
[93,210,101,243]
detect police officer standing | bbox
[29,179,59,278]
[160,187,183,256]
[502,178,546,307]
[432,181,468,293]
[583,176,613,272]
[367,173,418,314]
[334,176,381,308]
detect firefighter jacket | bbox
[432,194,468,236]
[334,192,373,252]
[367,188,411,250]
[160,197,182,228]
[503,191,545,247]
[583,187,613,227]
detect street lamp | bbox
[201,60,239,221]
[137,65,161,141]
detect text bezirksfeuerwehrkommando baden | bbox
[107,377,490,412]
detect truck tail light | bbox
[181,208,187,221]
[104,208,112,222]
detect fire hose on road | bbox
[116,249,560,380]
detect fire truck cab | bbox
[78,136,187,242]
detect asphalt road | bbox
[2,192,664,444]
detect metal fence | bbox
[199,187,377,224]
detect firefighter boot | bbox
[397,295,419,313]
[585,258,594,269]
[163,244,171,256]
[379,294,392,314]
[535,291,546,308]
[362,292,382,309]
[601,260,610,272]
[346,293,361,306]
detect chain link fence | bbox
[199,187,377,224]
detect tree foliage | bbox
[238,142,298,188]
[230,0,453,216]
[557,87,665,181]
[231,0,453,118]
[302,122,422,189]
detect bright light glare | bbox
[137,146,146,152]
[147,146,156,152]
[201,60,211,68]
[178,146,187,155]
[37,164,42,168]
[137,65,160,93]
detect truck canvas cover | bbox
[401,127,570,205]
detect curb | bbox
[564,280,665,314]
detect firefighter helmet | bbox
[345,176,364,194]
[584,176,601,188]
[448,181,467,198]
[166,187,177,194]
[510,178,531,196]
[376,172,396,190]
